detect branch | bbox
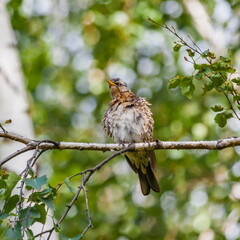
[34,146,133,239]
[2,129,239,238]
[1,130,240,154]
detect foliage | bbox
[0,169,56,239]
[164,24,239,128]
[2,0,240,240]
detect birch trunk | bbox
[0,2,58,239]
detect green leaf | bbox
[20,207,41,228]
[227,67,236,73]
[186,49,195,57]
[179,76,195,99]
[211,105,224,112]
[225,81,234,91]
[202,82,214,95]
[20,208,35,228]
[26,228,34,239]
[23,175,47,191]
[0,179,7,189]
[194,63,211,73]
[5,222,22,240]
[28,191,41,203]
[27,166,36,178]
[4,172,21,199]
[33,204,47,224]
[214,112,233,128]
[40,187,55,196]
[40,196,55,210]
[232,77,240,85]
[60,234,69,240]
[201,50,210,58]
[220,56,231,63]
[212,73,224,87]
[53,221,60,232]
[194,63,200,70]
[194,72,202,80]
[0,213,10,220]
[4,195,19,213]
[214,113,227,128]
[173,43,182,52]
[225,112,233,119]
[233,95,240,102]
[212,61,236,73]
[0,170,8,179]
[168,75,182,89]
[60,233,83,240]
[64,178,76,193]
[201,49,215,59]
[72,234,83,240]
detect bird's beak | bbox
[106,80,117,86]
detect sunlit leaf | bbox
[173,43,182,52]
[168,75,181,89]
[23,175,47,191]
[211,105,224,112]
[64,177,76,193]
[232,77,240,85]
[179,76,195,99]
[0,179,7,189]
[214,112,233,128]
[4,172,21,199]
[233,95,240,102]
[186,49,195,57]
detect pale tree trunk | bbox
[0,1,34,171]
[0,2,58,239]
[182,0,226,55]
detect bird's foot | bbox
[155,139,163,147]
[119,141,134,148]
[119,141,127,147]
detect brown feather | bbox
[138,169,150,196]
[146,164,160,193]
[103,78,160,195]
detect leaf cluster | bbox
[0,170,56,239]
[169,38,240,127]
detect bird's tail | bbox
[138,164,160,195]
[125,152,160,195]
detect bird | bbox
[103,78,160,195]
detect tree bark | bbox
[0,2,58,239]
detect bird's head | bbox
[106,78,130,99]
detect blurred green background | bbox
[5,0,240,239]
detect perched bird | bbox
[103,78,160,195]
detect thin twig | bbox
[223,91,240,120]
[81,176,93,236]
[187,34,203,55]
[147,17,240,123]
[35,146,134,238]
[0,144,34,167]
[0,124,6,133]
